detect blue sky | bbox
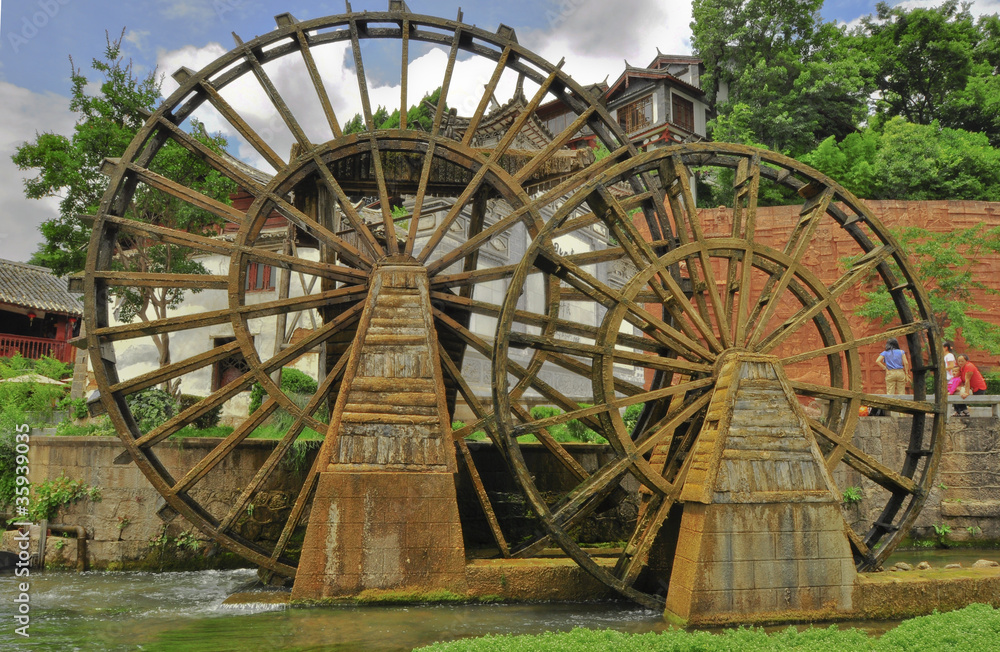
[0,0,996,263]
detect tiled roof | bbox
[0,258,82,315]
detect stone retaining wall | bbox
[4,415,998,570]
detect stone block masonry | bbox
[292,261,466,599]
[665,354,855,625]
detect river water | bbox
[0,569,672,651]
[2,548,996,651]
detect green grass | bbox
[415,603,1000,651]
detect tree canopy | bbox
[12,32,236,385]
[857,1,1000,146]
[691,0,871,155]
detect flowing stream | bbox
[2,548,997,651]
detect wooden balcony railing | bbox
[0,333,75,363]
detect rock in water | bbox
[972,559,999,568]
[916,561,931,570]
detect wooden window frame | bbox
[672,93,695,132]
[245,262,274,292]
[617,94,653,134]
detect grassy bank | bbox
[415,603,1000,651]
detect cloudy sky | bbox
[0,0,997,264]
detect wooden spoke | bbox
[92,271,228,290]
[430,290,676,357]
[780,322,931,366]
[93,308,234,343]
[510,377,712,438]
[791,381,937,415]
[405,12,464,254]
[257,303,364,374]
[398,17,409,131]
[661,156,732,347]
[615,492,676,585]
[110,340,241,396]
[93,214,233,256]
[514,107,597,184]
[194,78,285,170]
[236,284,367,321]
[537,247,715,361]
[461,46,514,147]
[126,163,245,225]
[507,331,712,375]
[808,418,918,495]
[169,398,281,495]
[634,391,713,457]
[724,154,761,346]
[135,370,257,448]
[217,412,310,533]
[311,156,383,260]
[287,18,342,138]
[347,16,397,253]
[239,246,369,285]
[233,33,312,150]
[755,244,897,354]
[744,186,835,348]
[418,64,565,264]
[154,116,270,194]
[425,146,637,277]
[267,193,374,268]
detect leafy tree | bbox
[692,0,870,156]
[12,32,236,388]
[342,88,448,135]
[856,1,1000,145]
[800,118,1000,202]
[852,225,1000,355]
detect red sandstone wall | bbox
[697,200,1000,393]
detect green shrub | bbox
[27,472,101,522]
[126,388,176,433]
[32,355,72,380]
[57,396,88,420]
[985,371,1000,395]
[248,381,266,415]
[0,404,28,508]
[281,368,318,395]
[179,394,222,430]
[622,403,645,433]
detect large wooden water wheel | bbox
[492,144,945,608]
[82,4,944,609]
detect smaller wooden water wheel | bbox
[491,144,946,609]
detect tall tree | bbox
[692,0,870,155]
[12,32,236,387]
[857,1,1000,146]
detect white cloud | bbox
[0,82,76,263]
[155,37,529,172]
[526,0,693,84]
[124,29,152,52]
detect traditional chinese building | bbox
[0,258,81,363]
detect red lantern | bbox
[27,311,36,326]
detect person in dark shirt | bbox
[954,354,988,417]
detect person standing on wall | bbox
[943,341,962,415]
[954,353,988,417]
[876,337,910,396]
